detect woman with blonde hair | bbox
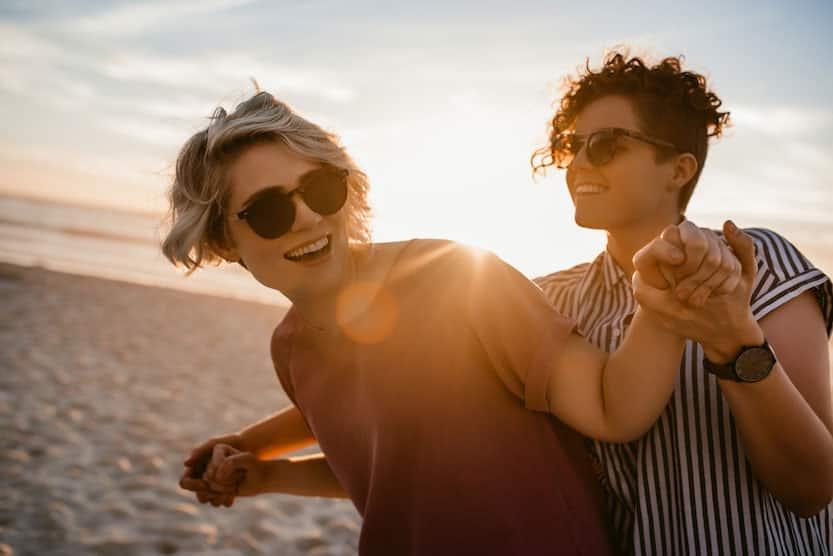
[166,90,744,555]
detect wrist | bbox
[234,430,259,455]
[262,459,293,494]
[702,317,764,364]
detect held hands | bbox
[632,220,762,356]
[179,434,257,508]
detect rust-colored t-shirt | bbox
[271,240,614,555]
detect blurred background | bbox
[1,2,831,555]
[1,0,831,302]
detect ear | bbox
[666,152,698,193]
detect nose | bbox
[289,193,322,232]
[565,146,593,187]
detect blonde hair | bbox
[161,91,371,272]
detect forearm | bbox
[706,323,833,516]
[719,365,833,516]
[238,405,317,459]
[262,454,349,498]
[602,308,686,441]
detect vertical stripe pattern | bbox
[535,228,833,556]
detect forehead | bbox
[226,140,318,209]
[573,95,641,134]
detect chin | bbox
[574,210,611,230]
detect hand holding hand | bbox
[634,220,743,308]
[179,433,245,507]
[633,220,761,356]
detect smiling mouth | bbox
[284,235,332,262]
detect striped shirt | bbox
[535,228,833,556]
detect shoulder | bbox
[534,261,593,290]
[384,238,491,279]
[743,227,815,281]
[270,307,298,366]
[741,227,832,330]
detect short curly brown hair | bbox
[531,50,731,212]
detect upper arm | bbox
[745,228,833,434]
[760,290,833,435]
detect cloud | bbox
[97,52,356,103]
[731,104,833,136]
[64,0,259,37]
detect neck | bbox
[290,247,361,331]
[605,213,684,280]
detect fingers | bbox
[204,443,237,484]
[184,437,221,467]
[674,230,720,301]
[632,271,674,318]
[674,221,710,278]
[685,239,741,306]
[179,475,209,492]
[632,238,684,290]
[712,240,742,296]
[217,452,254,483]
[723,220,757,284]
[660,224,683,250]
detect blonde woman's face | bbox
[222,140,351,301]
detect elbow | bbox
[791,491,832,519]
[596,420,651,444]
[797,477,833,518]
[784,457,833,518]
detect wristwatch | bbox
[703,340,776,382]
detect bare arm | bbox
[208,447,349,499]
[703,292,833,517]
[546,307,686,443]
[546,221,743,443]
[237,404,318,459]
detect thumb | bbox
[723,220,756,282]
[217,452,257,482]
[633,270,672,311]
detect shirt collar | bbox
[599,249,628,292]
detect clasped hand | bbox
[632,219,759,354]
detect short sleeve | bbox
[746,228,833,335]
[466,251,576,412]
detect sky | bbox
[1,0,831,277]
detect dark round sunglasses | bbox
[550,127,678,169]
[235,165,349,239]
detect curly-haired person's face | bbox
[565,95,685,232]
[219,140,351,302]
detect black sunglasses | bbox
[235,165,349,239]
[550,127,678,169]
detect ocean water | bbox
[2,193,831,309]
[0,194,289,306]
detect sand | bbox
[0,263,361,556]
[2,262,831,556]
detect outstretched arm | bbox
[547,221,743,443]
[206,444,349,500]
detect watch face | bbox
[736,347,775,382]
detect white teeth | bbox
[575,183,607,195]
[286,236,329,259]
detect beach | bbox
[0,263,361,556]
[2,259,832,556]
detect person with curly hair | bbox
[531,50,833,555]
[167,90,743,555]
